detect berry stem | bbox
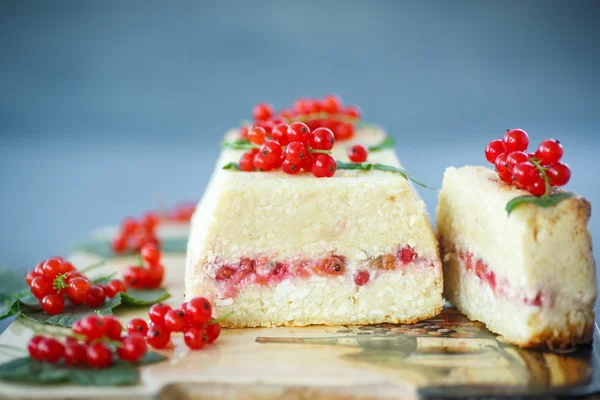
[222,139,258,151]
[309,149,333,155]
[80,260,106,274]
[207,310,233,325]
[52,273,69,291]
[529,157,552,199]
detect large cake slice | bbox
[185,99,443,328]
[437,165,596,348]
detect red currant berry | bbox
[248,126,267,145]
[86,343,112,368]
[127,318,149,335]
[28,335,45,360]
[348,144,368,163]
[512,162,539,189]
[65,270,83,283]
[287,122,311,144]
[239,126,249,140]
[271,123,289,146]
[164,309,187,332]
[312,154,337,178]
[506,151,529,171]
[281,160,301,175]
[67,277,92,304]
[253,153,274,172]
[141,244,161,266]
[301,152,314,172]
[146,264,165,289]
[485,139,505,163]
[184,326,208,350]
[109,279,127,295]
[333,122,354,141]
[260,140,283,165]
[78,314,106,340]
[86,284,106,308]
[547,162,571,186]
[502,129,529,153]
[215,266,235,280]
[354,271,370,286]
[30,276,54,299]
[111,234,127,254]
[38,337,65,364]
[33,261,45,277]
[293,98,311,115]
[494,153,512,183]
[124,266,149,289]
[342,106,361,119]
[527,175,547,196]
[321,94,342,114]
[149,303,172,325]
[146,325,171,349]
[103,315,123,340]
[184,297,212,325]
[25,270,38,287]
[285,142,307,164]
[252,103,274,121]
[41,258,64,280]
[121,217,138,237]
[140,211,160,232]
[310,127,335,151]
[42,294,64,315]
[117,333,147,363]
[64,342,87,366]
[536,139,563,165]
[239,152,255,172]
[206,323,221,344]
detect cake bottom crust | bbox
[205,270,443,328]
[443,250,594,349]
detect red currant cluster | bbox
[241,122,338,178]
[126,297,221,351]
[112,212,161,255]
[166,202,196,222]
[28,315,148,368]
[242,94,360,143]
[123,244,165,289]
[25,257,127,315]
[485,129,571,196]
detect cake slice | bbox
[437,166,597,348]
[185,126,443,328]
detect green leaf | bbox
[0,299,20,321]
[0,352,166,386]
[223,162,241,171]
[222,139,256,151]
[368,136,395,152]
[336,162,433,189]
[73,236,187,259]
[18,294,121,328]
[336,162,373,171]
[506,192,574,215]
[120,288,170,306]
[0,268,28,320]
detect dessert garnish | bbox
[484,129,573,214]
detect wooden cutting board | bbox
[0,226,598,400]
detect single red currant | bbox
[239,152,255,172]
[28,335,45,360]
[333,122,354,140]
[547,162,571,186]
[301,152,314,172]
[121,217,138,236]
[310,127,335,151]
[25,270,37,287]
[65,270,83,283]
[146,264,165,289]
[41,258,64,280]
[141,244,161,266]
[64,342,87,366]
[248,126,267,145]
[30,276,54,299]
[320,94,342,114]
[271,123,289,146]
[146,325,171,349]
[37,337,65,364]
[103,315,123,340]
[33,261,45,277]
[239,126,249,140]
[506,151,529,171]
[293,98,311,115]
[253,153,274,172]
[184,297,212,325]
[124,266,149,289]
[252,103,274,121]
[342,106,361,119]
[287,122,311,144]
[348,144,368,163]
[140,211,160,232]
[86,285,106,308]
[485,139,505,163]
[312,154,337,178]
[536,139,563,165]
[42,294,64,315]
[494,153,512,183]
[67,277,92,304]
[205,323,221,344]
[127,318,149,335]
[164,308,187,332]
[285,142,307,164]
[86,343,112,368]
[108,279,127,297]
[78,314,106,340]
[281,160,301,175]
[512,162,539,189]
[259,140,283,165]
[111,234,127,254]
[527,175,547,196]
[149,303,172,325]
[184,326,208,350]
[502,129,529,153]
[354,271,370,286]
[117,333,147,363]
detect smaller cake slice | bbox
[437,166,597,349]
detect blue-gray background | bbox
[1,1,599,273]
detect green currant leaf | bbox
[335,162,373,171]
[505,192,574,215]
[73,236,187,259]
[0,352,166,386]
[0,268,29,320]
[223,162,241,171]
[367,136,395,152]
[120,288,170,306]
[222,139,256,151]
[336,162,433,189]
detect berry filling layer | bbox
[458,251,543,307]
[210,246,437,298]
